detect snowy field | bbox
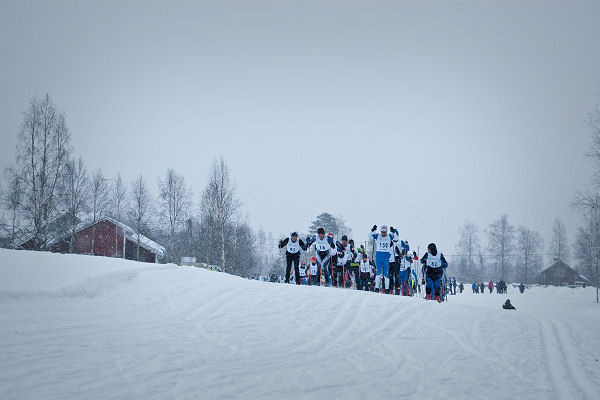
[1,249,599,400]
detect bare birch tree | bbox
[2,172,22,247]
[89,169,109,254]
[159,169,192,263]
[550,217,568,262]
[129,175,152,261]
[200,158,240,272]
[8,94,71,249]
[517,226,544,284]
[457,221,480,281]
[60,158,89,252]
[572,191,600,303]
[109,174,127,222]
[487,215,515,280]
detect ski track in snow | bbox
[1,249,599,400]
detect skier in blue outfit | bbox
[370,225,399,293]
[306,227,336,286]
[398,245,416,296]
[420,243,448,302]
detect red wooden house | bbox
[20,216,165,263]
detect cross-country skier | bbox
[358,252,371,290]
[308,256,319,285]
[420,243,448,302]
[335,237,350,288]
[388,228,401,294]
[398,247,416,296]
[459,281,464,293]
[278,232,307,284]
[299,261,308,285]
[347,239,359,289]
[306,228,336,286]
[370,225,399,294]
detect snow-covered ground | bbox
[1,249,599,400]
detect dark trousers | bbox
[388,261,399,291]
[285,252,301,284]
[359,272,370,290]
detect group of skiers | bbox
[277,225,450,302]
[471,280,509,294]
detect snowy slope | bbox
[0,249,599,400]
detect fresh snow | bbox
[1,249,599,400]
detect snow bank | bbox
[1,249,599,400]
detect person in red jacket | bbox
[488,280,494,294]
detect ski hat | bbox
[291,232,298,238]
[311,256,317,262]
[317,227,325,235]
[349,239,354,245]
[327,233,333,238]
[380,225,388,232]
[341,235,348,241]
[362,253,368,259]
[428,243,438,256]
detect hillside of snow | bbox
[1,249,599,400]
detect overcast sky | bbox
[1,0,600,262]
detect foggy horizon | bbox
[2,0,600,265]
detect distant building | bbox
[536,260,590,286]
[19,216,165,263]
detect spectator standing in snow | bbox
[459,282,464,293]
[519,282,525,293]
[479,282,485,294]
[488,280,494,294]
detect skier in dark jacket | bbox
[278,232,307,284]
[420,243,448,302]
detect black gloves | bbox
[371,225,377,232]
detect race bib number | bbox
[377,241,389,251]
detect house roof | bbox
[48,216,166,258]
[538,259,590,283]
[539,259,572,274]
